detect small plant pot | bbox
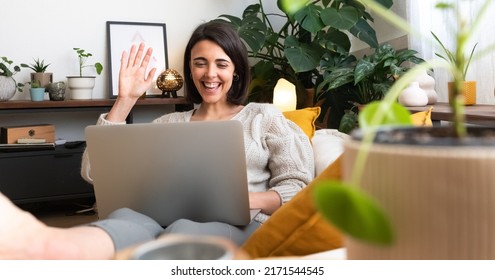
[448,81,476,106]
[67,76,95,100]
[30,88,46,101]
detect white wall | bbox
[3,0,254,100]
[1,0,404,141]
[1,0,253,140]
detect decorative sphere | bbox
[156,69,184,91]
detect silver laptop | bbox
[84,120,252,226]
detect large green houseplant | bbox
[216,0,392,107]
[303,0,495,259]
[316,42,424,132]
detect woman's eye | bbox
[217,64,228,69]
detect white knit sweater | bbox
[81,103,314,223]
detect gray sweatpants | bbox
[90,208,261,252]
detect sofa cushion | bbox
[312,129,348,176]
[241,156,344,258]
[283,107,321,139]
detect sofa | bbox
[240,106,433,259]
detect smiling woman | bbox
[0,21,315,260]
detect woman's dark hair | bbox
[183,21,250,105]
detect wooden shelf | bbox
[0,97,191,110]
[407,102,495,126]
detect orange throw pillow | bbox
[283,107,321,139]
[242,156,344,258]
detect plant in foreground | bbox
[281,0,494,246]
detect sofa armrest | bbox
[312,129,349,176]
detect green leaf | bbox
[349,19,378,48]
[354,59,375,84]
[216,15,267,54]
[314,180,394,245]
[374,0,394,9]
[284,35,323,72]
[95,63,103,75]
[294,4,324,34]
[242,3,261,17]
[321,6,359,30]
[252,60,275,79]
[316,67,354,93]
[318,29,352,54]
[359,101,413,129]
[277,0,310,16]
[339,110,358,134]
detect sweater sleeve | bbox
[264,107,315,205]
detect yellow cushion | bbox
[241,156,344,258]
[283,107,321,139]
[411,107,433,127]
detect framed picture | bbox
[106,21,169,98]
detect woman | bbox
[0,21,313,259]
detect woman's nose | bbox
[204,65,217,78]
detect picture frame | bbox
[106,21,169,98]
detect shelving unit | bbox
[0,97,190,110]
[0,97,193,123]
[0,97,193,204]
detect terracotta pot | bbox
[31,73,53,91]
[448,80,476,106]
[343,127,495,259]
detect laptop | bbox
[84,120,253,226]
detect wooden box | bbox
[1,124,55,144]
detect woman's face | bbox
[190,39,236,104]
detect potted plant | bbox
[21,58,52,91]
[67,48,103,100]
[306,0,495,259]
[432,31,478,106]
[216,0,391,108]
[315,43,424,132]
[28,79,45,102]
[0,57,24,101]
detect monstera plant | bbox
[216,0,393,107]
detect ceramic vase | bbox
[414,70,437,104]
[0,76,16,101]
[398,82,428,107]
